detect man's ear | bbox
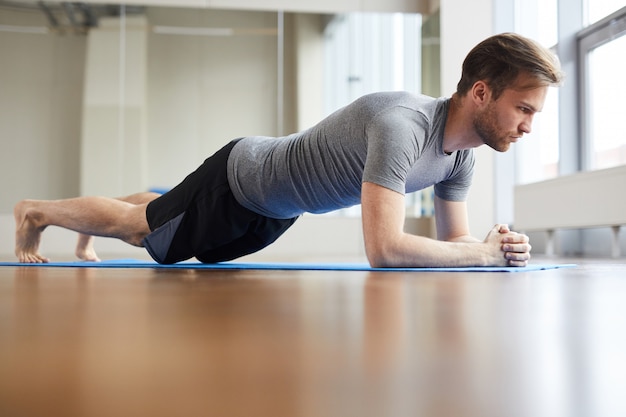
[471,81,492,107]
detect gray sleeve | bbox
[362,107,424,195]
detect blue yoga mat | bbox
[0,259,576,272]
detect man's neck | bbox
[443,94,484,154]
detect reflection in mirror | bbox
[0,2,286,207]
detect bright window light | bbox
[587,34,626,170]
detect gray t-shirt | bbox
[227,92,475,219]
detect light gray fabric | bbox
[227,92,475,219]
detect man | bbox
[14,32,563,267]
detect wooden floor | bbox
[1,258,625,417]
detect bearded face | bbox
[472,100,519,152]
[469,78,550,153]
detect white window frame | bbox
[578,6,626,171]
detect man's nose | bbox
[520,115,534,134]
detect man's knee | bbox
[123,204,152,246]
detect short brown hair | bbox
[456,32,564,99]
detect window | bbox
[518,2,626,179]
[535,0,559,47]
[586,0,626,25]
[533,1,560,180]
[515,87,561,184]
[324,13,422,116]
[514,0,561,183]
[579,6,626,170]
[586,35,626,170]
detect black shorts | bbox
[142,139,298,264]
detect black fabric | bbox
[143,139,298,264]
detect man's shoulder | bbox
[358,92,447,117]
[358,91,437,105]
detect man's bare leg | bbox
[15,195,154,263]
[74,192,161,262]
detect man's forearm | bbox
[446,235,482,244]
[368,232,493,268]
[366,225,531,268]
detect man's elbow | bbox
[365,243,396,268]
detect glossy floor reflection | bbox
[1,259,625,417]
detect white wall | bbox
[0,7,285,200]
[0,8,85,212]
[79,9,282,196]
[293,13,325,131]
[145,8,281,190]
[81,16,149,197]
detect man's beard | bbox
[473,103,513,152]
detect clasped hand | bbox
[485,224,532,267]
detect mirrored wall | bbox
[0,1,435,214]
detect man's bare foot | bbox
[76,234,101,262]
[14,200,50,263]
